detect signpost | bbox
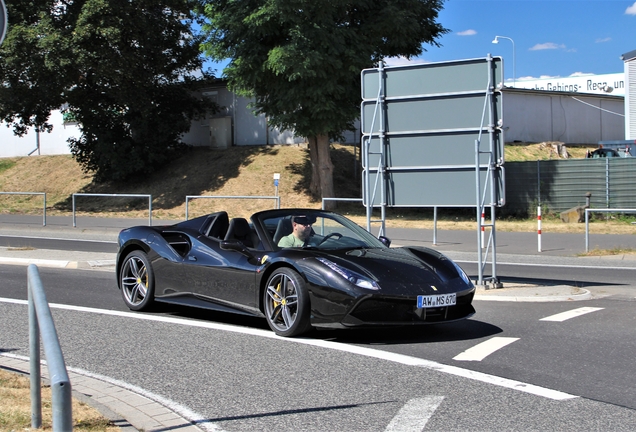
[273,173,280,197]
[0,0,6,46]
[361,55,505,286]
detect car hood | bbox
[309,246,471,295]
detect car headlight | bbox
[317,258,380,290]
[452,261,472,286]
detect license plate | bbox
[417,293,456,308]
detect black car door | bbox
[185,236,260,314]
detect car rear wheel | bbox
[264,268,311,337]
[120,250,155,311]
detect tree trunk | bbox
[308,134,335,210]
[307,136,321,197]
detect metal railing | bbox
[585,208,636,252]
[72,193,152,227]
[322,198,438,241]
[28,264,72,430]
[0,192,46,225]
[321,197,364,209]
[185,195,281,220]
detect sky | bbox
[206,1,635,83]
[385,0,636,82]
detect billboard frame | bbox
[361,54,505,286]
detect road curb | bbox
[474,286,592,302]
[0,355,204,432]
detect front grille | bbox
[349,292,475,324]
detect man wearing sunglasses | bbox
[277,215,315,247]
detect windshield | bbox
[258,211,386,251]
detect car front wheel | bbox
[263,268,311,337]
[119,250,155,311]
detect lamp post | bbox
[492,35,515,87]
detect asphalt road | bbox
[1,216,636,431]
[2,265,636,431]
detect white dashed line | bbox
[385,396,444,432]
[453,337,520,361]
[0,298,577,400]
[540,307,604,322]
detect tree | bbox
[201,0,447,203]
[0,0,214,181]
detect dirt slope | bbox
[0,144,360,220]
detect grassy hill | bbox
[1,141,624,235]
[0,144,361,220]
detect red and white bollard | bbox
[537,206,542,252]
[481,211,485,248]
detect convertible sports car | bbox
[116,208,476,337]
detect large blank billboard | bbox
[361,56,505,207]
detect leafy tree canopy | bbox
[200,0,448,199]
[0,0,215,181]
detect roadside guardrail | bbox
[72,193,152,227]
[0,192,46,225]
[28,264,72,430]
[185,195,281,220]
[585,208,636,252]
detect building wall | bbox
[0,110,79,157]
[626,57,635,139]
[0,84,624,157]
[181,86,307,147]
[502,89,624,144]
[513,73,625,96]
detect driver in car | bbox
[278,215,315,247]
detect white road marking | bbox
[0,234,116,244]
[0,298,578,400]
[453,337,520,361]
[540,307,604,322]
[385,396,444,432]
[0,257,70,268]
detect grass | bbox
[578,247,636,257]
[504,141,590,161]
[0,158,17,174]
[0,141,633,236]
[0,368,119,431]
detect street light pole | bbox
[492,35,515,87]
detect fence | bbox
[505,158,636,215]
[72,193,152,227]
[28,264,72,430]
[0,192,46,225]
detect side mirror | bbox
[378,236,391,247]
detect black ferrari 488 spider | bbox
[116,208,475,337]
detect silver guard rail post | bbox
[72,193,152,227]
[185,195,281,220]
[585,208,636,252]
[28,264,73,430]
[0,192,46,225]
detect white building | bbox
[0,68,630,157]
[0,110,79,157]
[513,72,625,96]
[622,49,636,140]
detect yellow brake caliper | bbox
[273,281,282,309]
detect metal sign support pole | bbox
[364,61,387,236]
[475,138,484,286]
[487,54,500,286]
[378,62,387,238]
